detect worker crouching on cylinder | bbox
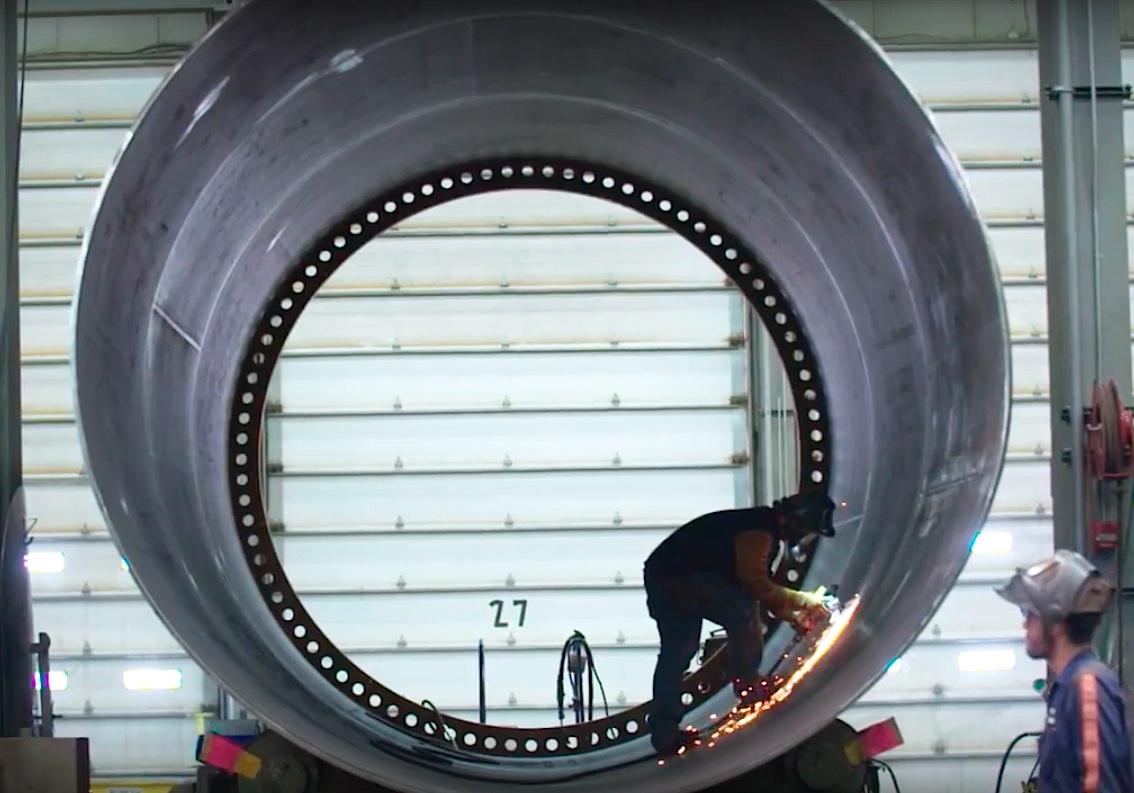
[995,549,1134,792]
[642,492,837,756]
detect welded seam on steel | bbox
[226,158,833,759]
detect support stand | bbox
[1037,0,1134,752]
[0,0,29,743]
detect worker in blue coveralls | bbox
[642,492,837,756]
[995,549,1133,792]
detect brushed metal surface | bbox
[71,1,1011,791]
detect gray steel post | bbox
[0,0,29,738]
[1037,0,1134,688]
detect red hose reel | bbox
[1084,379,1134,552]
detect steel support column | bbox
[0,0,29,738]
[1037,0,1134,688]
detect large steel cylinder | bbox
[70,1,1010,792]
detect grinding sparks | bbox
[660,595,863,763]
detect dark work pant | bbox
[644,569,765,750]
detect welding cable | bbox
[866,759,900,793]
[555,631,610,725]
[994,731,1041,793]
[419,699,457,749]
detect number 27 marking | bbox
[490,599,528,628]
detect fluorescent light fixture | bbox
[123,668,183,691]
[885,658,902,674]
[120,557,130,571]
[971,530,1013,554]
[24,551,65,573]
[957,649,1016,672]
[32,670,68,691]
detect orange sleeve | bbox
[1079,673,1101,793]
[734,530,808,618]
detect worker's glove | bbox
[789,604,830,636]
[793,590,828,609]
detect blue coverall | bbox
[643,507,810,753]
[1036,648,1133,792]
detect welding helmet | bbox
[773,491,837,544]
[994,549,1115,623]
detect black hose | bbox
[419,699,456,749]
[994,731,1041,793]
[555,631,609,725]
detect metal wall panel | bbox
[15,37,1132,791]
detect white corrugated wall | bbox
[14,5,1129,792]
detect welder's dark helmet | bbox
[773,492,837,541]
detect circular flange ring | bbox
[228,157,833,759]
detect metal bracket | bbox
[1045,84,1132,100]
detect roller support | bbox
[72,2,1011,791]
[193,718,885,793]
